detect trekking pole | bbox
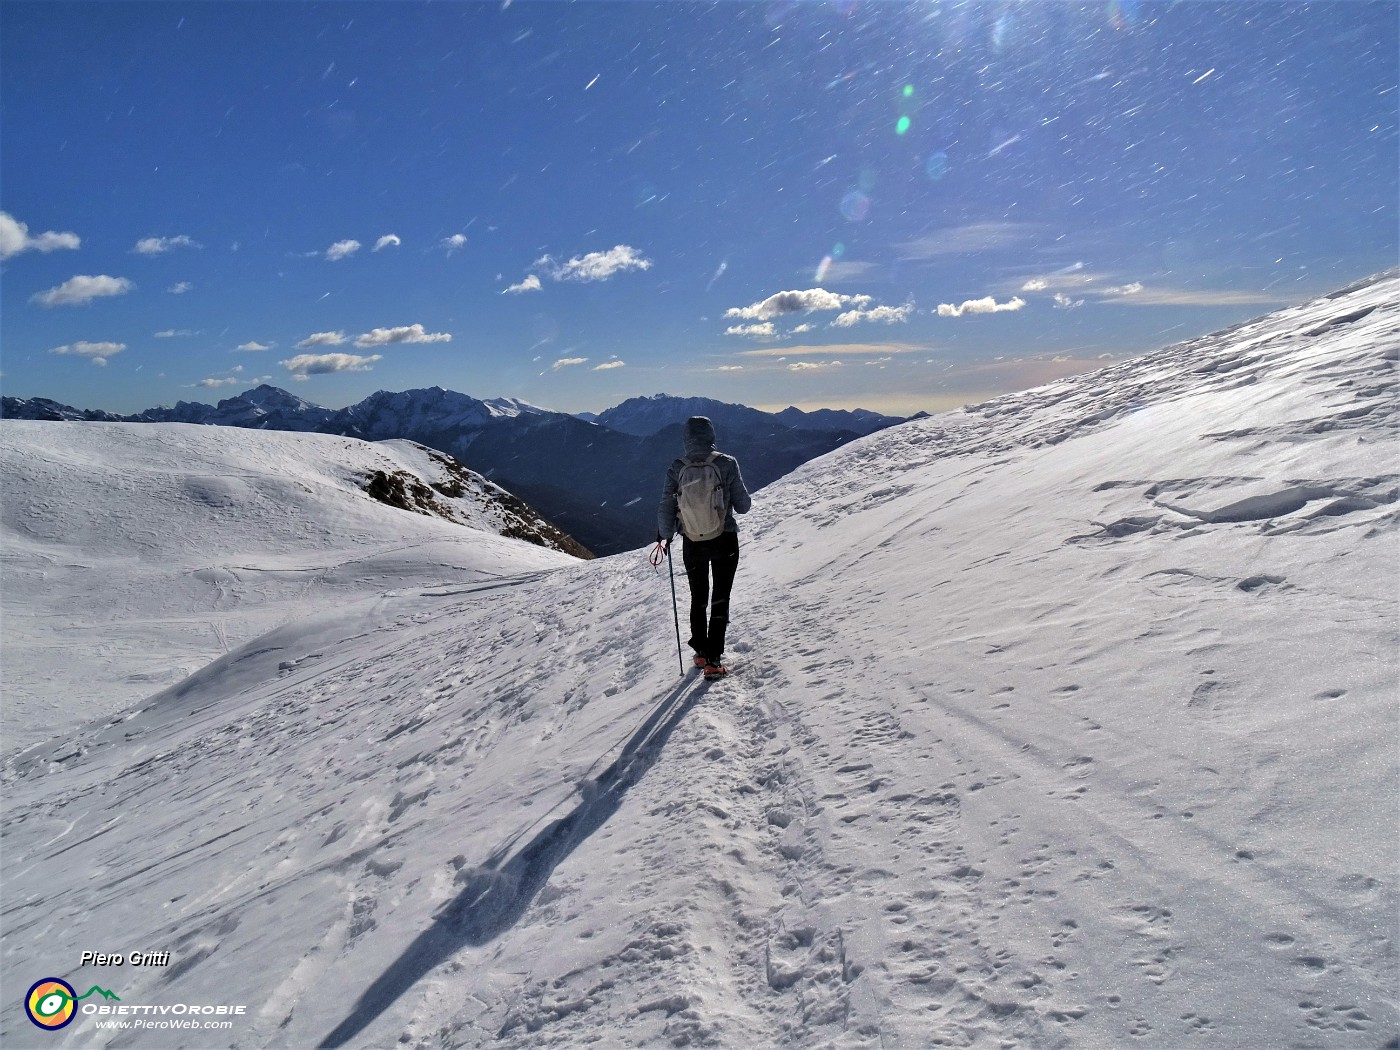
[666,541,684,675]
[650,537,685,675]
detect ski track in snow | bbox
[2,274,1397,1049]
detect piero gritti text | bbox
[80,951,170,967]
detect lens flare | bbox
[925,151,949,180]
[839,191,871,221]
[896,115,911,135]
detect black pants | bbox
[682,531,740,664]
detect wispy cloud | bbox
[0,211,80,260]
[354,324,451,348]
[373,234,401,252]
[830,303,914,328]
[295,331,348,349]
[1017,263,1092,296]
[134,234,200,255]
[167,281,194,294]
[236,341,273,352]
[154,329,198,338]
[813,258,879,284]
[325,239,361,261]
[738,341,923,359]
[788,360,843,372]
[441,234,468,255]
[537,244,651,282]
[280,352,381,378]
[49,340,126,365]
[1020,268,1287,308]
[898,221,1037,260]
[551,356,588,371]
[1096,285,1288,307]
[593,360,625,371]
[31,275,135,307]
[937,295,1025,318]
[504,274,542,294]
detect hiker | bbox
[658,416,752,679]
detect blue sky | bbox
[2,1,1395,417]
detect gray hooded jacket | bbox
[657,416,752,541]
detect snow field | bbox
[1,273,1396,1049]
[0,424,576,750]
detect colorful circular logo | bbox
[25,978,77,1030]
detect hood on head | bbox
[684,415,717,457]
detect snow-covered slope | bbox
[0,424,579,749]
[1,275,1396,1049]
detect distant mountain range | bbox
[2,388,917,555]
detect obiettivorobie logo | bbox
[24,979,120,1030]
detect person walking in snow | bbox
[658,416,751,679]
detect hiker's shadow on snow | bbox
[320,676,705,1048]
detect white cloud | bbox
[0,212,81,260]
[937,295,1026,318]
[1054,293,1085,310]
[198,376,245,388]
[830,303,914,328]
[1022,278,1049,292]
[593,360,626,371]
[537,244,652,282]
[551,356,588,371]
[295,331,348,349]
[791,323,814,334]
[441,234,468,255]
[49,340,125,364]
[154,329,198,338]
[725,288,860,322]
[326,239,361,261]
[280,352,382,378]
[788,360,843,371]
[725,322,777,338]
[1103,282,1144,296]
[31,275,135,307]
[167,281,194,294]
[373,234,401,252]
[713,365,745,372]
[354,324,452,348]
[236,341,272,352]
[504,274,542,294]
[134,235,200,255]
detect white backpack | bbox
[676,453,728,541]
